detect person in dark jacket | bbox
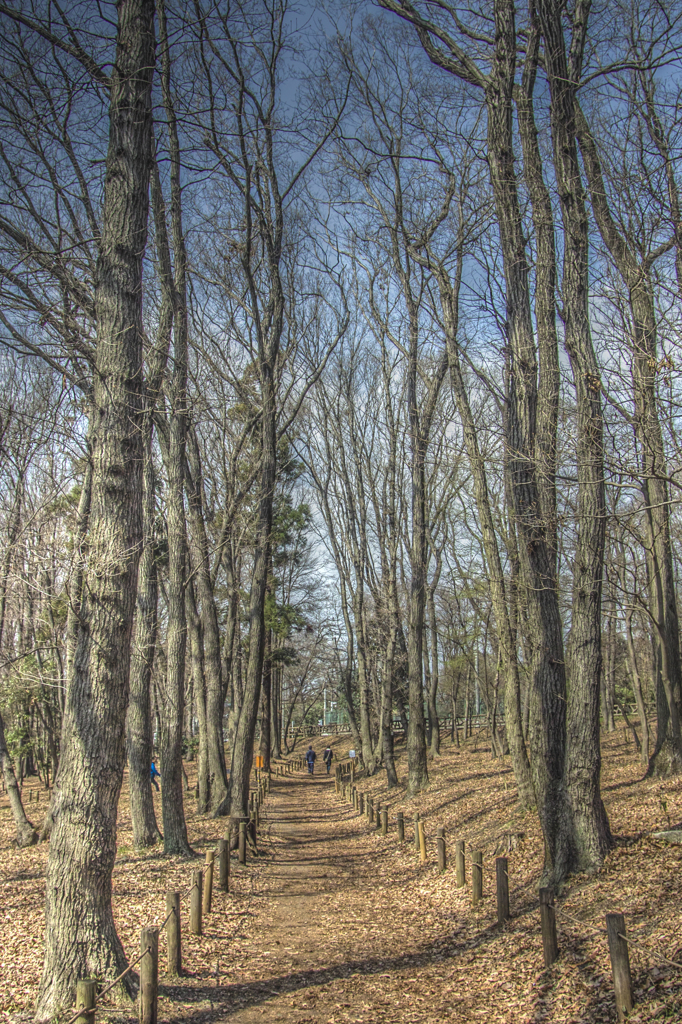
[323,746,333,774]
[150,761,161,792]
[306,746,317,774]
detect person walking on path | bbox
[150,761,161,792]
[306,746,317,775]
[323,746,333,774]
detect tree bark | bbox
[35,2,155,1014]
[127,434,162,848]
[538,0,612,871]
[0,472,38,847]
[576,103,682,774]
[427,576,440,757]
[625,608,650,765]
[157,0,192,856]
[185,427,229,808]
[259,626,272,770]
[224,380,276,821]
[486,0,571,884]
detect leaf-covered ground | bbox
[2,725,682,1022]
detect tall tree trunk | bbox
[125,117,172,850]
[603,600,616,732]
[486,0,571,885]
[355,590,376,775]
[406,432,429,796]
[539,0,612,872]
[427,581,440,757]
[185,427,228,808]
[381,632,399,788]
[127,434,162,848]
[0,473,37,847]
[576,103,682,774]
[35,2,155,1014]
[186,575,208,812]
[160,417,192,855]
[157,0,192,856]
[223,369,277,823]
[259,627,272,770]
[271,659,282,759]
[442,297,535,808]
[515,16,560,570]
[625,608,650,765]
[224,543,242,755]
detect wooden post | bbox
[139,925,159,1024]
[471,851,483,905]
[165,892,181,976]
[381,805,388,835]
[74,979,97,1024]
[375,803,381,829]
[359,792,364,815]
[203,851,214,915]
[455,840,465,886]
[218,838,229,892]
[367,796,373,822]
[238,821,247,864]
[418,820,427,864]
[437,827,446,872]
[606,913,633,1020]
[496,857,509,924]
[413,812,420,850]
[397,811,404,843]
[539,888,558,966]
[190,869,203,935]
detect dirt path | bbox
[215,770,395,1023]
[167,767,463,1024]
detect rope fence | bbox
[340,769,680,1024]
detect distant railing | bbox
[291,703,641,740]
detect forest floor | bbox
[2,725,682,1022]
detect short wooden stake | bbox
[190,869,203,935]
[203,851,214,915]
[437,827,446,872]
[381,805,388,835]
[606,912,633,1020]
[413,812,420,850]
[455,840,465,887]
[139,925,159,1024]
[238,821,247,864]
[218,837,229,892]
[375,803,381,829]
[397,811,404,843]
[496,857,509,924]
[418,820,427,864]
[75,979,97,1024]
[472,850,483,905]
[539,887,558,966]
[359,792,364,815]
[165,892,181,976]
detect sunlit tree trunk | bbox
[35,2,155,1014]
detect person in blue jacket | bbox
[150,761,161,791]
[306,746,317,774]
